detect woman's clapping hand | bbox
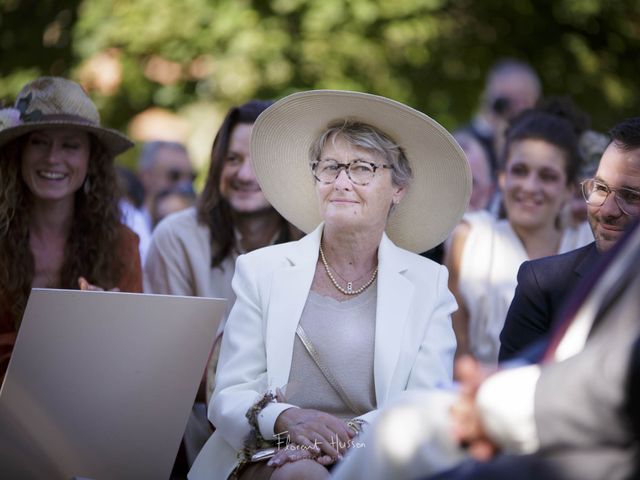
[78,276,120,292]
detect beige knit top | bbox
[284,283,377,420]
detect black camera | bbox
[491,96,511,116]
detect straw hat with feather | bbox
[0,77,132,156]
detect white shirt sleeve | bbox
[119,200,152,264]
[475,364,541,454]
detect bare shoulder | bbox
[445,220,471,273]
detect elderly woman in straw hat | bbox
[189,90,471,480]
[0,77,143,379]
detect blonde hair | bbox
[309,120,413,189]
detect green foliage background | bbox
[2,0,639,165]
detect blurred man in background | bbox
[137,140,195,231]
[464,59,542,173]
[453,130,496,213]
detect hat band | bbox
[25,112,99,127]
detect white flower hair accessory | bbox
[0,108,22,131]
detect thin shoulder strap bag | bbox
[295,324,365,416]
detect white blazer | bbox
[188,224,457,479]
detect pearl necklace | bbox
[319,245,378,295]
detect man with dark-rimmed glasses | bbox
[499,117,640,361]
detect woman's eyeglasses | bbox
[312,159,391,186]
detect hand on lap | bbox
[274,407,354,459]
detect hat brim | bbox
[251,90,471,253]
[0,121,133,156]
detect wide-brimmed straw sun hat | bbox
[251,90,471,253]
[0,77,133,156]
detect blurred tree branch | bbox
[1,0,639,134]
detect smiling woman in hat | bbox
[0,77,143,379]
[188,90,471,480]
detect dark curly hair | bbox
[501,96,588,186]
[0,133,126,328]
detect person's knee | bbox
[271,459,330,480]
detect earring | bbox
[83,176,91,195]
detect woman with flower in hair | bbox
[0,77,143,380]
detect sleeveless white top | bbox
[458,211,594,365]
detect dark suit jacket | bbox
[427,225,640,480]
[498,242,600,362]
